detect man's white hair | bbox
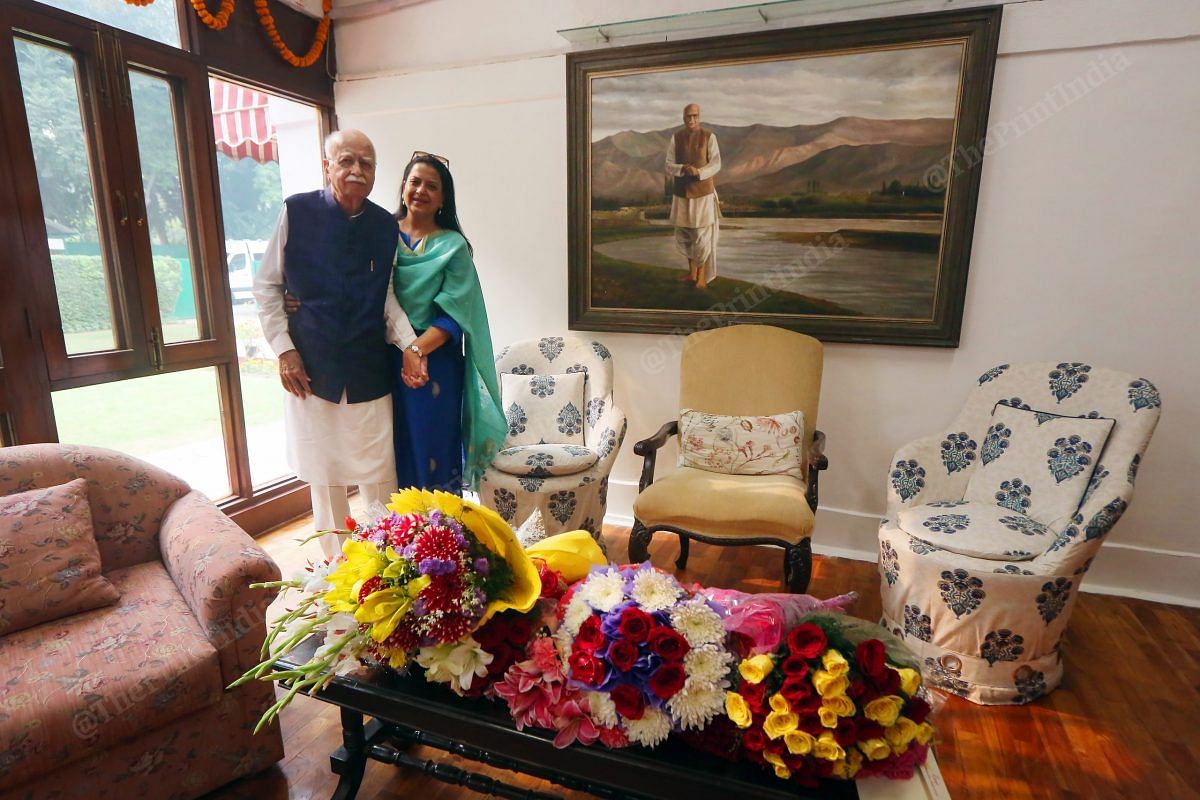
[323,129,374,160]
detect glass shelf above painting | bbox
[558,0,1036,46]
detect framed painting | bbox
[567,7,1002,346]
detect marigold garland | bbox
[255,0,332,68]
[190,0,236,30]
[123,0,156,6]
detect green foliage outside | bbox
[17,39,186,247]
[217,155,284,240]
[51,255,182,333]
[17,32,283,247]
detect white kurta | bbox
[664,132,722,282]
[252,207,417,486]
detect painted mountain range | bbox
[591,116,953,204]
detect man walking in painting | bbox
[665,103,722,289]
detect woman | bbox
[389,153,506,494]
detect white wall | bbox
[333,0,1200,606]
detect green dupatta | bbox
[393,230,506,491]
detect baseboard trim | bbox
[603,485,1199,609]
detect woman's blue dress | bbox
[392,230,466,494]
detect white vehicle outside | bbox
[227,239,267,303]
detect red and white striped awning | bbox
[209,77,277,164]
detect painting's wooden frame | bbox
[567,7,1002,347]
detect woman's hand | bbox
[283,292,300,315]
[401,348,428,389]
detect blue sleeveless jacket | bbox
[282,188,399,404]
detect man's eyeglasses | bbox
[410,150,450,167]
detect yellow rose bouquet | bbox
[683,614,936,786]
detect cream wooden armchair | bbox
[629,325,827,593]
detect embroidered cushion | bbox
[500,371,587,447]
[963,403,1114,530]
[0,478,121,635]
[897,501,1051,561]
[677,409,806,480]
[490,443,600,477]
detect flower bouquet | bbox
[553,563,736,748]
[710,615,935,786]
[232,490,938,787]
[232,489,545,730]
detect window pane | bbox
[34,0,180,48]
[52,368,232,500]
[15,38,119,356]
[210,77,322,487]
[129,70,201,344]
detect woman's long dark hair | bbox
[396,154,472,254]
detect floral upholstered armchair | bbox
[479,336,626,544]
[878,362,1160,705]
[0,444,283,799]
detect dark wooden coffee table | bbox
[276,637,859,800]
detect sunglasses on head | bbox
[410,150,450,167]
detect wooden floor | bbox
[208,516,1200,800]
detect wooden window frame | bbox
[0,0,337,534]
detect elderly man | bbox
[253,129,420,558]
[665,103,722,289]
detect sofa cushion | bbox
[491,443,599,477]
[678,409,806,480]
[964,403,1114,530]
[897,501,1052,561]
[0,560,223,788]
[633,466,814,544]
[0,478,120,636]
[0,443,191,572]
[500,371,587,447]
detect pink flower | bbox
[493,669,561,730]
[597,726,630,749]
[551,697,599,749]
[529,637,562,675]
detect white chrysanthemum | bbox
[629,570,682,612]
[669,598,726,647]
[667,682,726,730]
[562,594,593,636]
[553,627,573,663]
[586,690,618,728]
[578,571,627,612]
[625,706,671,748]
[683,644,735,686]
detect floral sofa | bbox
[0,444,284,798]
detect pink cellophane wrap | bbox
[703,589,859,655]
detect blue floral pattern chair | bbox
[878,362,1161,704]
[479,337,626,544]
